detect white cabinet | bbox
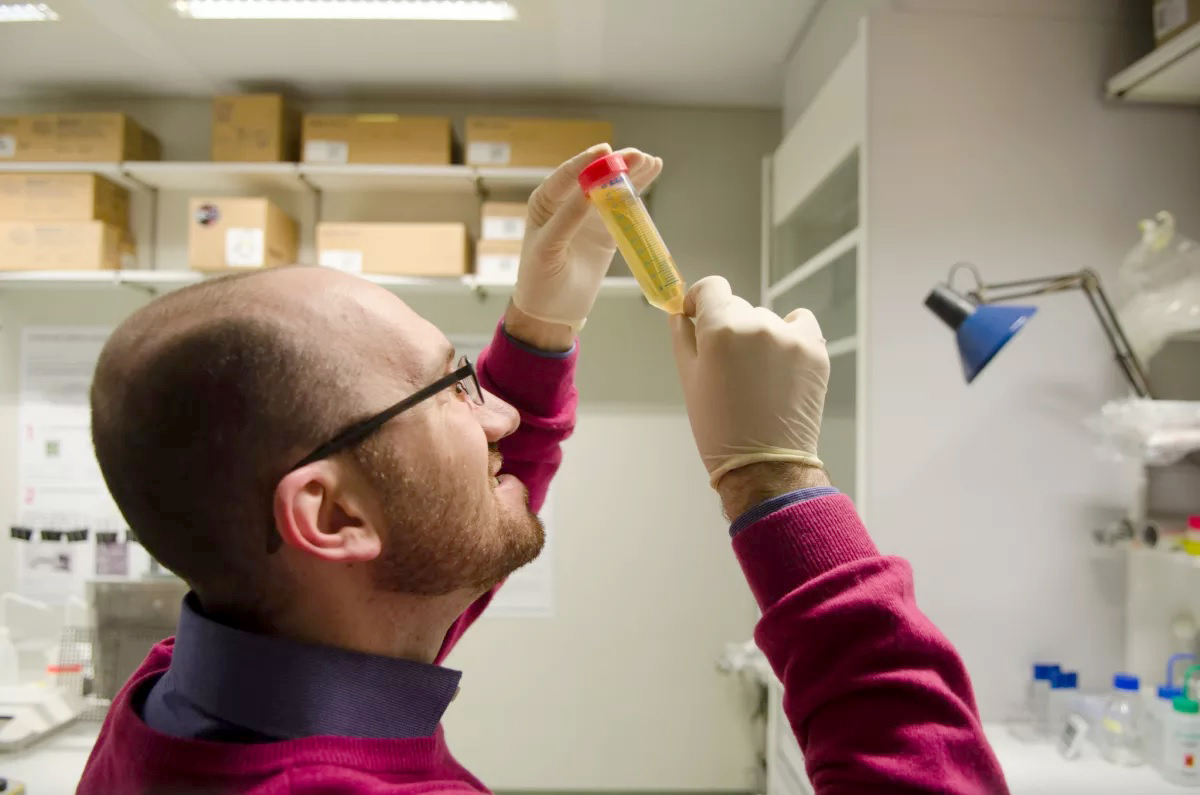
[758,38,866,795]
[762,38,865,507]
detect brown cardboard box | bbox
[0,173,130,228]
[1155,0,1200,44]
[480,201,526,241]
[0,221,122,270]
[212,94,300,163]
[465,117,612,168]
[302,115,454,165]
[187,197,298,271]
[0,114,161,162]
[475,239,522,283]
[317,222,469,276]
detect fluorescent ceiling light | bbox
[173,0,517,20]
[0,3,60,21]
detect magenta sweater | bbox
[76,325,1007,794]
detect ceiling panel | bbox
[0,0,816,106]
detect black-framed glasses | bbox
[290,356,483,471]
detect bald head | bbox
[91,267,429,606]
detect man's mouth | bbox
[489,446,502,488]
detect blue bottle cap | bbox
[1052,671,1078,689]
[1160,685,1184,700]
[1114,673,1140,691]
[1033,663,1059,680]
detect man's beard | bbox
[354,438,545,596]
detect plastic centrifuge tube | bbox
[578,153,686,314]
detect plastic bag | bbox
[1088,398,1200,466]
[1117,212,1200,362]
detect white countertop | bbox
[985,724,1194,794]
[0,721,1196,793]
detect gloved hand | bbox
[669,276,830,487]
[513,143,663,331]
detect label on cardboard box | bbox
[0,136,14,159]
[304,140,350,164]
[319,249,364,274]
[467,141,512,166]
[225,228,265,267]
[482,216,524,240]
[1157,0,1189,36]
[477,252,521,283]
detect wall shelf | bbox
[0,161,550,195]
[1108,25,1200,103]
[0,269,641,297]
[124,162,304,193]
[300,164,477,192]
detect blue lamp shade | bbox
[925,285,1036,383]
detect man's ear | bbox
[273,461,383,564]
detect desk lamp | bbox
[924,264,1153,398]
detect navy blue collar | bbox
[153,593,462,740]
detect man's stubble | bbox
[355,438,545,597]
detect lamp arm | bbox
[973,270,1153,399]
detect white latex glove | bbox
[670,276,829,486]
[513,143,664,331]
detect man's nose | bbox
[477,389,519,441]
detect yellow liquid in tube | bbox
[587,175,686,314]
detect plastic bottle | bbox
[1028,663,1059,734]
[1096,673,1144,765]
[578,153,686,314]
[1046,671,1080,738]
[1147,654,1195,772]
[1148,684,1184,771]
[1162,664,1200,786]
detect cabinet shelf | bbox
[1108,24,1200,103]
[0,269,641,297]
[0,161,551,194]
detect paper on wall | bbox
[14,327,137,602]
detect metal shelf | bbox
[0,161,558,195]
[0,269,643,296]
[475,166,552,191]
[299,163,477,192]
[124,162,304,193]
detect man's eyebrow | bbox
[445,346,457,369]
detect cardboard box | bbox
[302,115,455,165]
[187,197,298,272]
[0,221,122,270]
[317,222,469,276]
[0,114,161,162]
[465,117,613,168]
[212,94,300,163]
[475,239,522,283]
[480,201,526,241]
[1155,0,1200,44]
[0,173,129,228]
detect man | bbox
[77,145,1008,794]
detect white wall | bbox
[781,0,1148,130]
[0,97,778,788]
[862,8,1200,717]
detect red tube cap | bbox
[579,153,629,193]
